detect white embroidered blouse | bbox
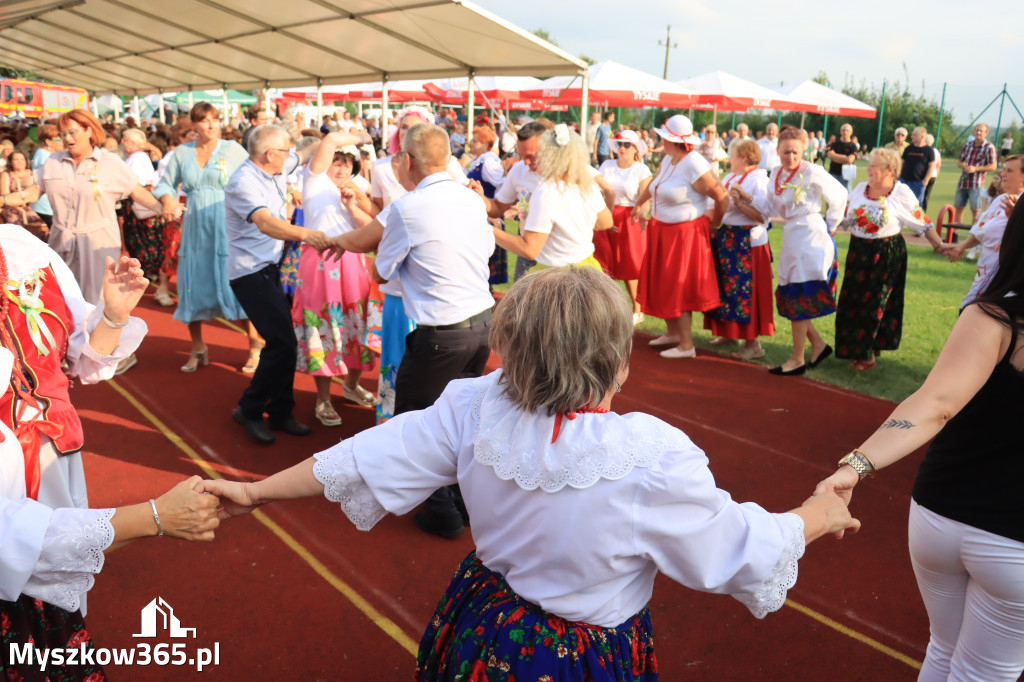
[312,371,806,628]
[0,224,147,614]
[839,182,932,239]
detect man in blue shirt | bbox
[595,111,614,166]
[224,124,336,443]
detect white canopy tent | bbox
[0,0,590,128]
[776,81,876,119]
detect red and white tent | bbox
[522,61,698,109]
[676,70,801,112]
[423,76,543,105]
[341,80,437,103]
[776,81,877,119]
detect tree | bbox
[531,28,558,47]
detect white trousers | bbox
[908,499,1024,681]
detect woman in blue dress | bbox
[155,102,263,373]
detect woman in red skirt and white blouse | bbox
[597,130,652,325]
[634,115,728,359]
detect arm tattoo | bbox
[880,419,915,430]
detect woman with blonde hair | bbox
[121,127,165,280]
[202,265,859,681]
[704,138,775,360]
[492,124,613,269]
[731,126,848,375]
[597,130,652,324]
[835,147,946,370]
[634,115,728,359]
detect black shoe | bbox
[233,407,275,444]
[414,511,465,539]
[768,364,806,376]
[267,415,312,436]
[808,344,833,369]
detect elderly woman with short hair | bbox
[202,265,859,681]
[121,127,165,280]
[835,148,947,370]
[492,124,614,270]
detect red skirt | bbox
[593,205,646,280]
[638,216,721,318]
[704,242,775,340]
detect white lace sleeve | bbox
[312,441,388,531]
[21,508,115,613]
[731,513,805,619]
[66,303,148,384]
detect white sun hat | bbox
[609,129,647,158]
[654,114,701,145]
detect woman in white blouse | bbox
[597,130,652,325]
[492,124,613,270]
[121,128,165,281]
[0,226,219,680]
[704,139,774,360]
[633,115,728,359]
[201,266,858,681]
[834,148,947,370]
[731,126,848,376]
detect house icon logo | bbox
[133,597,197,638]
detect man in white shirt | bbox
[373,124,495,538]
[224,125,337,444]
[758,122,779,171]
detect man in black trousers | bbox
[373,123,495,538]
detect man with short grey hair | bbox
[224,124,346,443]
[373,123,494,538]
[898,126,936,204]
[884,127,910,156]
[758,122,779,170]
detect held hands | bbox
[322,235,347,263]
[155,476,221,541]
[101,256,148,323]
[467,179,486,199]
[801,488,861,540]
[943,243,966,263]
[729,186,752,204]
[160,201,184,222]
[196,479,261,521]
[302,228,331,252]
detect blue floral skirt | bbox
[416,552,658,681]
[775,258,839,321]
[376,294,415,424]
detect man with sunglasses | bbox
[225,124,366,444]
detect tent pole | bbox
[994,84,1007,155]
[875,80,887,149]
[799,111,805,130]
[188,88,194,110]
[468,72,476,144]
[580,68,590,138]
[90,95,98,118]
[264,82,272,118]
[381,75,389,144]
[935,83,947,142]
[157,90,165,124]
[823,114,829,145]
[221,87,229,123]
[316,78,324,127]
[132,94,139,122]
[730,111,736,129]
[712,106,717,126]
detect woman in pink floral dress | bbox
[292,131,377,426]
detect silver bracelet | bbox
[148,499,164,536]
[102,312,129,329]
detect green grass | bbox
[497,159,982,403]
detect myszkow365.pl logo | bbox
[8,597,220,673]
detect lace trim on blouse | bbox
[471,376,682,492]
[23,508,115,613]
[732,515,806,619]
[313,442,387,531]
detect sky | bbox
[482,0,1024,129]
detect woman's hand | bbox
[197,479,262,520]
[154,476,222,541]
[730,186,752,204]
[160,200,184,222]
[814,465,861,508]
[799,489,861,541]
[101,255,148,322]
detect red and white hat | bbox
[609,129,647,158]
[654,115,701,145]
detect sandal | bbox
[181,346,209,373]
[154,290,175,307]
[241,346,263,374]
[114,353,138,376]
[851,359,876,371]
[342,383,377,407]
[315,400,342,427]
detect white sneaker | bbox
[966,247,979,261]
[660,347,697,359]
[648,334,681,348]
[632,312,645,326]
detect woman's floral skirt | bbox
[1,594,105,681]
[293,245,376,376]
[416,552,657,681]
[835,234,907,360]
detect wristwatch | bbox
[837,451,875,479]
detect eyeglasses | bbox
[58,129,84,139]
[269,147,292,155]
[619,142,634,148]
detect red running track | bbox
[73,295,934,680]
